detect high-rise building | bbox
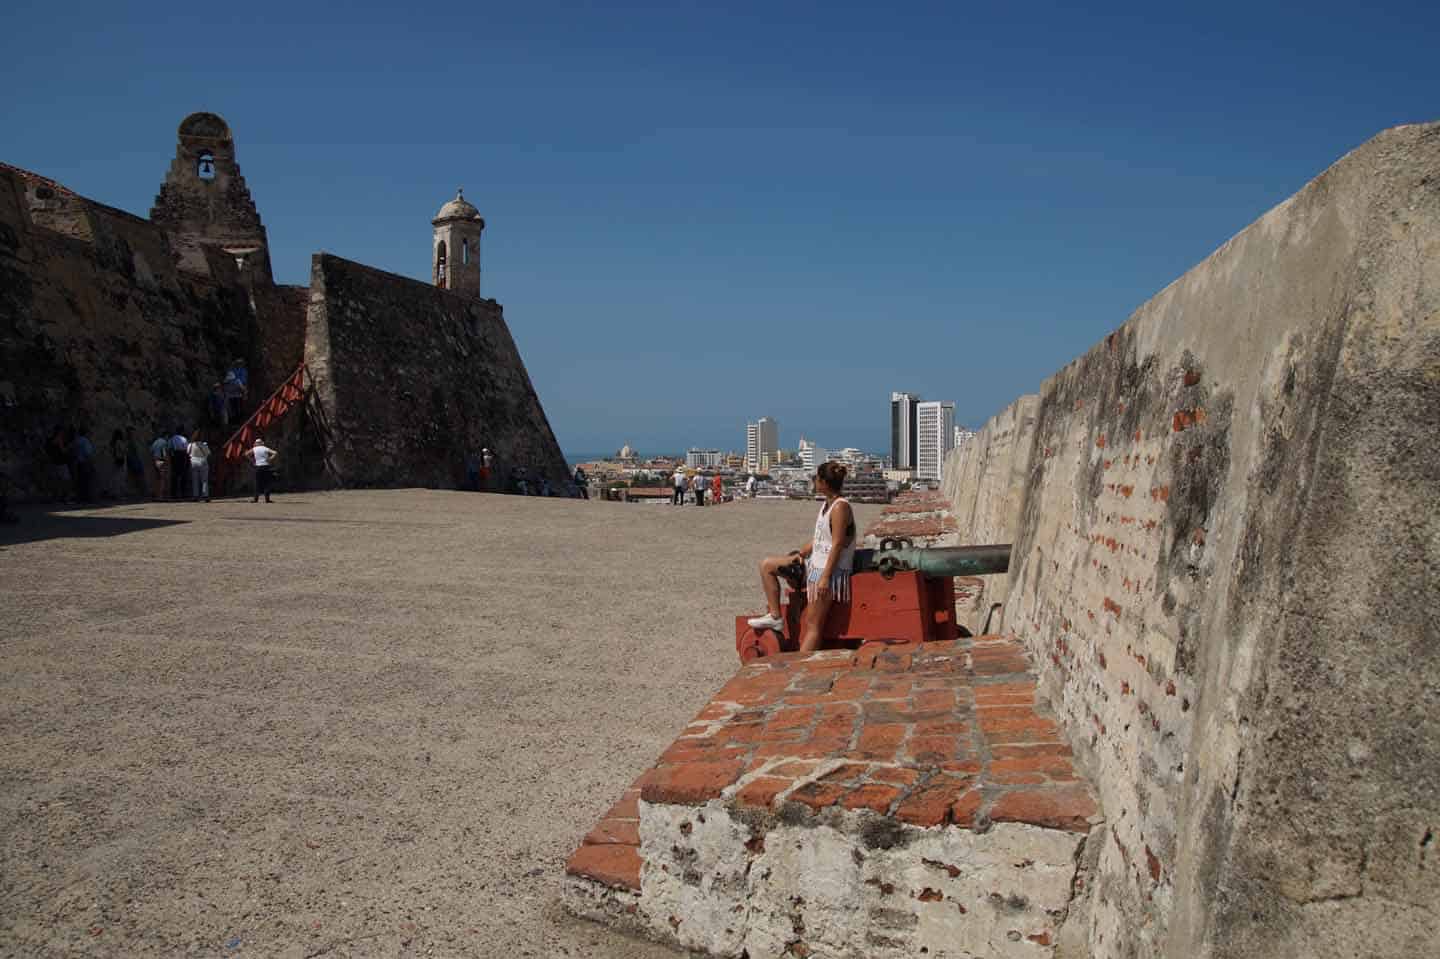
[890,392,920,471]
[746,417,779,473]
[916,400,955,481]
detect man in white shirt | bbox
[672,469,686,506]
[692,471,706,507]
[246,436,278,503]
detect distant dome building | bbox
[616,443,637,463]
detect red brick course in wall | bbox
[880,492,952,515]
[865,490,960,543]
[566,635,1098,892]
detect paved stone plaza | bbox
[0,491,874,957]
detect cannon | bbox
[734,540,1012,662]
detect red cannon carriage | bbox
[734,541,1012,662]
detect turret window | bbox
[462,238,470,265]
[436,240,448,285]
[197,151,216,180]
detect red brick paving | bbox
[565,635,1097,892]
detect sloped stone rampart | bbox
[303,253,569,491]
[940,122,1440,958]
[566,637,1102,957]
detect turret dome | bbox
[434,188,481,222]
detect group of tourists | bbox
[670,470,739,506]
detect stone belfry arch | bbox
[150,111,273,282]
[432,188,484,298]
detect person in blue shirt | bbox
[70,427,96,503]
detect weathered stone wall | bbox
[940,394,1041,630]
[941,122,1439,958]
[303,253,569,490]
[0,167,258,499]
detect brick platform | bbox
[564,636,1100,957]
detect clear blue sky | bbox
[3,1,1435,456]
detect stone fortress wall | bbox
[0,165,257,494]
[938,122,1439,959]
[0,113,568,499]
[305,253,567,489]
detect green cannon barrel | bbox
[854,544,1012,579]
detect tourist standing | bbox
[70,427,96,503]
[45,426,71,503]
[465,449,480,491]
[480,448,494,490]
[246,436,277,503]
[187,431,212,502]
[169,427,189,500]
[108,428,127,499]
[712,473,723,505]
[208,382,228,429]
[573,465,589,499]
[672,469,686,506]
[746,474,757,498]
[150,428,171,499]
[692,472,705,507]
[124,426,145,498]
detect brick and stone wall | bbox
[303,253,568,491]
[939,122,1439,958]
[0,167,258,498]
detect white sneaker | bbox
[747,613,785,631]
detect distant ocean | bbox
[566,452,670,466]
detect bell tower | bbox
[151,111,272,282]
[432,188,484,298]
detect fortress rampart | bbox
[0,114,568,500]
[940,121,1439,958]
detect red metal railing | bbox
[214,363,309,494]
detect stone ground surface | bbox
[0,490,876,958]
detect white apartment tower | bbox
[916,400,955,482]
[746,417,779,473]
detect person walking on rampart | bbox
[747,461,855,654]
[168,427,189,501]
[150,429,170,500]
[224,361,247,424]
[672,469,686,505]
[480,448,494,490]
[573,465,589,499]
[187,431,212,502]
[246,436,277,503]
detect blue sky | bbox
[3,0,1436,455]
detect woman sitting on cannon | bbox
[746,461,855,654]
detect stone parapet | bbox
[565,636,1101,957]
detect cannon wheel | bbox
[737,627,784,662]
